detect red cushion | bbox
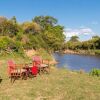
[31,66,38,75]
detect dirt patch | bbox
[24,49,37,57]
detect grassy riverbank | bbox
[0,55,100,100]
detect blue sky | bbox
[0,0,100,40]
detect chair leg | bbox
[38,68,40,75]
[44,67,50,74]
[0,78,2,83]
[22,72,27,80]
[13,76,16,83]
[10,76,13,83]
[10,76,16,83]
[38,68,42,75]
[10,75,13,83]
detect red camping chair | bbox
[8,60,27,83]
[32,56,50,74]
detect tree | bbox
[42,25,65,51]
[22,22,41,34]
[0,20,20,37]
[10,16,17,24]
[93,37,100,49]
[33,16,57,30]
[0,16,7,24]
[92,35,100,39]
[69,36,79,42]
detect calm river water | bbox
[53,53,100,72]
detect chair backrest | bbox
[32,56,42,66]
[8,60,15,67]
[7,60,15,75]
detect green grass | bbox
[0,56,100,100]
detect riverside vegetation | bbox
[63,36,100,55]
[0,16,65,55]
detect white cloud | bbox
[63,27,96,38]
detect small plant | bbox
[89,68,100,77]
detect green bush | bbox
[94,50,100,55]
[0,36,24,56]
[0,36,12,50]
[89,68,100,77]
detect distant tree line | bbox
[64,35,100,50]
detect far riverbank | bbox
[63,49,100,56]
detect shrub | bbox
[89,68,100,77]
[94,50,100,55]
[0,36,12,50]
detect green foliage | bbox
[94,50,100,55]
[0,36,13,50]
[92,35,100,39]
[65,41,82,50]
[90,68,100,77]
[22,21,41,34]
[42,25,65,51]
[0,15,99,54]
[16,30,23,41]
[0,36,24,56]
[10,16,17,24]
[28,34,46,49]
[0,15,66,53]
[33,16,57,30]
[65,36,100,51]
[69,36,79,42]
[0,20,20,37]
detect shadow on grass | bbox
[0,77,2,83]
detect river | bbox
[53,53,100,72]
